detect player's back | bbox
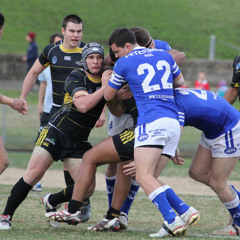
[175,88,240,139]
[116,47,180,125]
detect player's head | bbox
[62,14,83,30]
[130,26,154,48]
[108,27,137,59]
[62,14,83,48]
[0,12,5,39]
[82,42,104,75]
[49,32,63,44]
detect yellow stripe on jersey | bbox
[67,117,92,129]
[59,44,83,53]
[64,92,72,104]
[35,127,49,147]
[120,129,135,144]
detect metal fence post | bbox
[209,35,216,60]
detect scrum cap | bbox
[82,42,104,72]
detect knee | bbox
[188,168,198,180]
[0,156,9,173]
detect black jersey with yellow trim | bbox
[38,41,85,106]
[231,55,240,89]
[49,69,105,140]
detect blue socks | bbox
[121,179,140,215]
[105,175,116,208]
[149,186,177,224]
[164,185,190,216]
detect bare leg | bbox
[0,137,9,175]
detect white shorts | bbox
[200,120,240,158]
[134,118,180,157]
[108,113,134,136]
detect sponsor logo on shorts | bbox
[43,142,49,147]
[138,133,148,141]
[224,147,237,154]
[150,129,166,137]
[45,138,56,145]
[52,56,57,64]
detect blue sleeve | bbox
[154,39,172,51]
[108,59,125,90]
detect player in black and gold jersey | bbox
[20,14,85,116]
[0,43,109,230]
[20,14,85,196]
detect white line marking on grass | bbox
[129,227,240,239]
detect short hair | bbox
[62,14,83,29]
[108,27,136,48]
[130,26,152,47]
[49,32,63,44]
[0,12,5,29]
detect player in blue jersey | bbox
[170,88,240,235]
[105,27,186,237]
[104,26,186,228]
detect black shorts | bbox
[35,125,92,161]
[112,128,134,161]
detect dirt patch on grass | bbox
[1,167,240,196]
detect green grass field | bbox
[0,155,239,240]
[1,0,240,59]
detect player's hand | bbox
[123,161,136,177]
[117,85,132,101]
[11,98,28,115]
[95,114,105,128]
[101,69,113,88]
[171,148,185,165]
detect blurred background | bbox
[1,0,240,156]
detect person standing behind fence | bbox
[0,12,27,175]
[194,72,210,90]
[22,32,39,86]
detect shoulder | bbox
[154,39,172,51]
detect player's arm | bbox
[223,87,239,105]
[0,94,27,114]
[173,72,184,88]
[73,87,105,113]
[20,59,45,111]
[37,81,47,120]
[168,49,186,66]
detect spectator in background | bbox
[22,32,39,86]
[194,72,210,90]
[216,80,228,97]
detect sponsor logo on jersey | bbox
[224,147,237,154]
[138,133,148,141]
[52,56,57,64]
[236,63,240,70]
[64,56,71,61]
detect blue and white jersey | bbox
[175,88,240,139]
[109,46,181,126]
[154,40,172,51]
